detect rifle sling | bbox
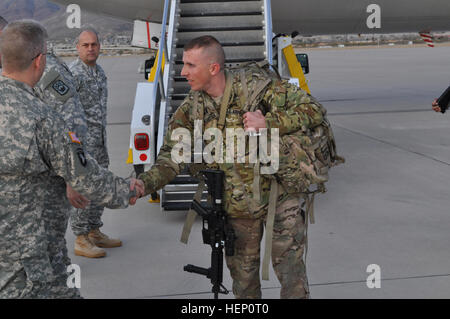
[262,179,278,281]
[180,179,205,244]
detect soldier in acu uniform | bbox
[136,36,324,299]
[33,51,89,298]
[0,20,143,299]
[69,28,122,258]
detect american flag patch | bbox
[68,132,81,144]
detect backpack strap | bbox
[239,69,249,109]
[247,78,271,112]
[262,179,278,281]
[181,91,204,244]
[192,91,203,123]
[217,71,233,131]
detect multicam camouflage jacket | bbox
[139,67,323,219]
[0,75,131,287]
[69,58,108,157]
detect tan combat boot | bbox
[74,234,106,258]
[88,229,122,248]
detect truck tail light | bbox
[134,133,149,151]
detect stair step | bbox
[161,201,192,211]
[169,175,199,184]
[178,16,264,32]
[181,0,261,3]
[175,45,266,61]
[180,1,262,17]
[177,30,265,47]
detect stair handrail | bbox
[152,0,171,102]
[263,0,273,65]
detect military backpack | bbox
[231,61,344,197]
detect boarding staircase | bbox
[152,0,273,211]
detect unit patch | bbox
[77,148,87,167]
[52,80,70,96]
[68,131,81,144]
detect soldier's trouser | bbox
[70,205,105,236]
[43,177,82,299]
[225,196,309,299]
[0,268,50,299]
[70,153,108,236]
[0,269,81,299]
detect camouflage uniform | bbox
[139,67,323,299]
[0,75,132,298]
[69,58,109,236]
[33,52,88,298]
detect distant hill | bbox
[0,0,133,42]
[0,0,60,21]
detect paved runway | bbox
[64,44,450,299]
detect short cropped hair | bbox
[0,16,7,29]
[184,35,225,70]
[76,26,100,44]
[0,19,48,71]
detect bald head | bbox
[0,19,47,72]
[184,35,225,71]
[76,28,101,67]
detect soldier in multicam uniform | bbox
[69,28,122,258]
[136,36,324,299]
[0,20,143,299]
[33,51,89,298]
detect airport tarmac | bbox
[63,44,450,299]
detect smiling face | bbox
[180,47,214,92]
[76,30,100,67]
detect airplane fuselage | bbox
[53,0,450,35]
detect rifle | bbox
[438,86,450,113]
[183,169,236,299]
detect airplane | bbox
[48,0,450,212]
[51,0,450,36]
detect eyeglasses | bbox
[31,52,46,61]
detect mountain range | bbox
[0,0,133,41]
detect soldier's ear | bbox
[209,62,221,76]
[32,53,45,71]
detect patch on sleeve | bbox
[76,148,87,167]
[52,80,70,96]
[68,132,81,144]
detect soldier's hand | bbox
[432,98,441,112]
[243,110,266,132]
[129,178,145,205]
[66,184,90,209]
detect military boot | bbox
[88,229,122,248]
[74,234,106,258]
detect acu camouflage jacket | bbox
[0,76,131,286]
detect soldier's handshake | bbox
[129,178,145,205]
[67,178,144,209]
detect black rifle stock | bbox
[438,86,450,113]
[183,169,236,299]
